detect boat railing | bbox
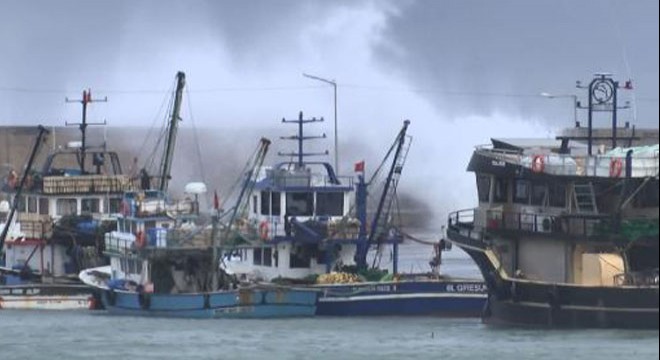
[272,172,354,188]
[475,147,659,177]
[104,232,135,254]
[613,269,659,287]
[40,174,135,195]
[483,209,603,237]
[448,207,655,241]
[447,209,484,242]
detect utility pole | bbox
[66,89,107,174]
[303,73,338,174]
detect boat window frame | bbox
[56,198,78,216]
[493,177,509,204]
[513,179,530,204]
[253,248,263,265]
[81,198,100,214]
[315,191,344,217]
[531,183,548,206]
[27,196,38,213]
[263,247,272,267]
[476,175,491,203]
[548,182,567,208]
[286,192,314,216]
[38,198,49,215]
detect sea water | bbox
[1,243,658,360]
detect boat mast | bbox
[356,120,411,271]
[158,71,186,192]
[213,138,271,290]
[279,111,327,169]
[0,126,49,253]
[66,89,107,174]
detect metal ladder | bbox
[372,135,412,239]
[573,182,598,214]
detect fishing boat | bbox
[79,72,319,318]
[1,89,133,310]
[446,74,659,328]
[221,112,486,316]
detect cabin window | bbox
[38,198,49,215]
[290,250,311,268]
[286,192,313,216]
[253,248,263,265]
[260,192,270,215]
[493,178,509,203]
[263,247,272,267]
[316,250,327,265]
[17,196,26,212]
[531,184,547,206]
[316,192,344,216]
[27,197,37,213]
[81,198,100,214]
[252,195,258,214]
[261,191,282,216]
[476,176,490,202]
[56,198,77,216]
[271,192,281,216]
[104,198,122,214]
[548,183,566,208]
[513,180,530,204]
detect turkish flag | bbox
[354,160,365,173]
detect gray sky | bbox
[1,0,658,224]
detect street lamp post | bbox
[540,92,578,125]
[303,73,338,174]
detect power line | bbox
[1,84,658,101]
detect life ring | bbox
[135,231,146,248]
[531,155,545,173]
[259,221,269,240]
[609,158,623,178]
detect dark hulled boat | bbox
[447,74,658,328]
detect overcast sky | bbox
[1,0,658,225]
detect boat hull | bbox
[99,288,318,319]
[315,280,486,316]
[0,284,95,310]
[448,228,660,329]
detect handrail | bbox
[475,147,659,178]
[449,207,657,240]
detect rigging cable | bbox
[185,86,208,188]
[606,0,637,123]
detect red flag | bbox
[354,160,365,173]
[213,190,220,210]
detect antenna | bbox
[575,74,632,154]
[65,89,107,173]
[279,111,328,168]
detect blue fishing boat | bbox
[221,112,486,316]
[80,73,318,318]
